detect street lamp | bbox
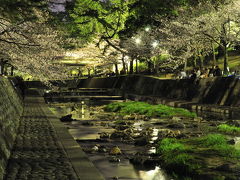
[145,26,150,32]
[152,41,158,48]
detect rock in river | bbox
[109,146,122,155]
[134,137,149,146]
[60,114,76,122]
[166,123,185,129]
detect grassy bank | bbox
[104,101,196,118]
[157,134,240,178]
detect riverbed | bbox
[47,99,240,180]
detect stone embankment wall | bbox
[0,77,23,179]
[26,75,240,106]
[74,75,240,107]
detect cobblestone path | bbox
[4,99,79,180]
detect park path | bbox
[4,92,104,180]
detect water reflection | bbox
[49,101,90,120]
[48,101,171,180]
[46,96,240,180]
[235,137,240,150]
[150,128,159,143]
[148,147,156,154]
[139,167,169,180]
[81,101,85,119]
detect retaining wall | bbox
[0,77,23,179]
[73,75,240,107]
[26,75,240,106]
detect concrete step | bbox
[45,91,109,97]
[45,95,124,102]
[45,88,112,97]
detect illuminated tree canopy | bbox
[0,0,239,79]
[0,0,68,80]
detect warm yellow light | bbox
[139,166,167,180]
[145,27,150,32]
[152,41,158,48]
[135,38,141,44]
[71,69,79,75]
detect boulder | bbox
[134,137,148,146]
[99,132,110,139]
[115,125,130,130]
[60,114,75,122]
[98,145,107,153]
[194,117,203,122]
[109,146,122,155]
[171,116,182,121]
[158,129,182,138]
[91,145,99,152]
[109,156,121,163]
[123,115,135,120]
[136,115,150,121]
[228,139,235,145]
[110,131,129,139]
[130,155,159,168]
[167,123,185,129]
[226,120,240,127]
[82,121,94,126]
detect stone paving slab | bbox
[4,95,105,180]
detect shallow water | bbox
[49,101,171,180]
[48,100,240,180]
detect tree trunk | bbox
[129,59,134,74]
[212,42,216,66]
[93,66,96,75]
[198,50,204,68]
[87,69,91,77]
[193,55,197,68]
[199,55,204,68]
[121,54,126,74]
[155,61,159,75]
[184,59,187,71]
[114,63,119,75]
[216,45,223,61]
[223,46,229,75]
[147,61,152,74]
[135,59,138,74]
[0,60,4,75]
[10,66,14,76]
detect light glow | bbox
[145,27,150,32]
[135,38,141,44]
[152,41,158,48]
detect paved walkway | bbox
[4,94,104,180]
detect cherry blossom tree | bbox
[155,0,240,74]
[195,0,240,74]
[0,10,68,81]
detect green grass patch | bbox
[104,101,196,118]
[217,124,240,134]
[156,134,240,176]
[201,134,227,147]
[156,138,198,173]
[199,134,240,158]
